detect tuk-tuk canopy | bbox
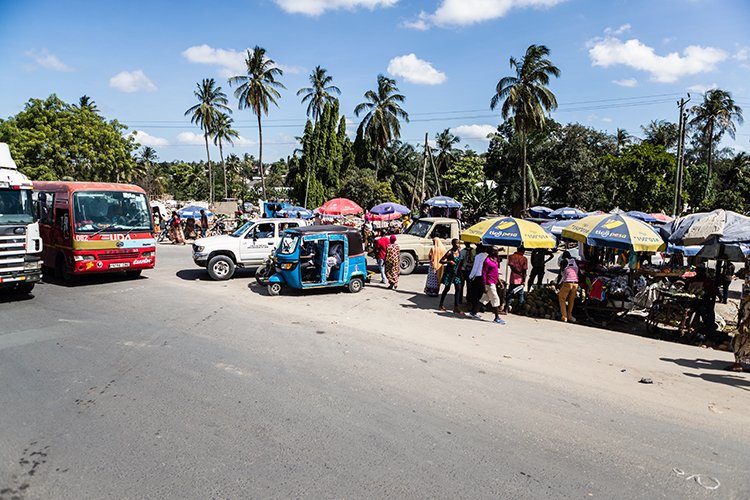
[287,225,364,256]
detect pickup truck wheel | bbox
[267,282,282,296]
[347,277,364,293]
[207,255,235,281]
[399,252,416,275]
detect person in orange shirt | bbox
[504,246,528,313]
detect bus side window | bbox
[56,209,70,240]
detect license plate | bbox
[109,262,131,269]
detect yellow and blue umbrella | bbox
[461,217,556,248]
[561,214,665,252]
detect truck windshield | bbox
[404,220,432,238]
[0,189,35,224]
[230,222,253,238]
[73,191,153,233]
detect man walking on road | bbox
[375,231,390,284]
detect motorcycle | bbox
[255,254,276,286]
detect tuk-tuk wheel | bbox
[347,277,364,293]
[267,282,283,296]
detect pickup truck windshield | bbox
[231,222,253,237]
[73,191,153,233]
[0,189,35,224]
[404,220,432,238]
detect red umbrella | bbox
[316,198,363,216]
[650,213,674,223]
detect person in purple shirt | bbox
[474,247,505,324]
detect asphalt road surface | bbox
[1,244,748,499]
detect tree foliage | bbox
[0,94,137,181]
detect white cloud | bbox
[24,49,73,72]
[588,36,727,83]
[604,23,631,36]
[451,124,497,141]
[687,82,718,93]
[182,45,298,78]
[387,53,446,85]
[734,47,749,61]
[177,131,206,145]
[612,77,638,87]
[130,130,169,147]
[274,0,397,16]
[233,136,255,147]
[406,0,566,29]
[109,70,157,93]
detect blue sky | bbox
[1,0,749,163]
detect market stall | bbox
[561,213,666,326]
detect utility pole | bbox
[672,94,691,217]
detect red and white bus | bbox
[33,181,156,281]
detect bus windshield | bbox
[73,191,153,233]
[0,189,35,224]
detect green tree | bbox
[689,89,744,199]
[211,112,240,200]
[229,46,285,199]
[338,168,397,210]
[297,66,341,123]
[380,140,423,205]
[434,128,461,191]
[615,128,631,152]
[462,184,499,224]
[490,44,560,214]
[601,143,676,212]
[184,78,231,204]
[354,74,409,178]
[77,95,99,113]
[442,154,485,201]
[0,94,137,181]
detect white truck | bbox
[0,143,43,294]
[192,218,306,280]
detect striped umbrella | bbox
[562,214,666,252]
[461,217,556,248]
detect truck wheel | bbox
[126,270,142,279]
[267,282,282,296]
[207,255,235,281]
[15,282,35,294]
[399,252,416,275]
[347,277,364,293]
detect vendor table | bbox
[646,289,699,340]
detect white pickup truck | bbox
[192,218,305,280]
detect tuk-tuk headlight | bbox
[280,262,297,271]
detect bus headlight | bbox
[73,255,96,262]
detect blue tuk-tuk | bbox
[266,226,368,295]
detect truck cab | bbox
[192,218,306,280]
[395,217,461,274]
[0,143,43,294]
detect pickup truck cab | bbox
[193,218,305,280]
[395,217,461,275]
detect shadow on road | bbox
[42,271,147,288]
[659,357,732,371]
[246,280,347,298]
[682,371,750,390]
[0,289,36,303]
[175,268,256,282]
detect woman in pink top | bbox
[558,250,579,322]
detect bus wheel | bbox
[267,282,282,296]
[55,254,79,283]
[126,270,142,278]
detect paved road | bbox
[1,245,747,499]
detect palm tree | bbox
[229,46,285,199]
[615,128,631,152]
[211,113,240,200]
[434,129,461,190]
[77,95,99,113]
[354,74,409,179]
[689,89,744,198]
[490,44,560,214]
[184,78,232,204]
[641,120,678,150]
[297,65,341,123]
